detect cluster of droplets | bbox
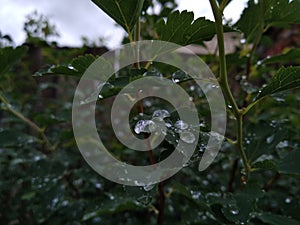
[133,109,197,144]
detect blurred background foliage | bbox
[1,1,300,224]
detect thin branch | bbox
[0,92,54,153]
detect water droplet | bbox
[202,180,209,186]
[108,194,115,200]
[266,135,274,144]
[152,109,170,119]
[180,131,196,144]
[190,190,201,199]
[175,120,188,130]
[276,140,289,149]
[190,85,195,91]
[98,94,103,99]
[228,105,233,109]
[134,120,156,134]
[209,131,224,143]
[143,100,152,107]
[230,209,239,215]
[143,184,155,191]
[285,197,292,204]
[95,183,102,189]
[165,123,172,128]
[62,200,69,206]
[34,156,41,161]
[240,38,246,44]
[172,70,187,83]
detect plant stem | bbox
[0,92,54,153]
[209,0,251,179]
[209,0,239,117]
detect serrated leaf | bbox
[254,67,300,101]
[257,213,300,225]
[235,0,300,42]
[91,0,144,34]
[279,149,300,177]
[155,10,222,46]
[0,46,28,76]
[262,49,300,65]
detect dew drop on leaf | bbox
[152,109,170,119]
[180,131,196,144]
[174,120,188,130]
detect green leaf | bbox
[257,213,300,225]
[155,10,223,46]
[0,46,28,76]
[262,49,300,65]
[252,159,279,171]
[35,54,97,77]
[235,0,300,42]
[254,67,300,101]
[279,149,300,177]
[244,121,288,162]
[91,0,144,34]
[222,184,264,224]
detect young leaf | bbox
[155,10,227,46]
[279,149,300,177]
[254,67,300,101]
[0,46,28,76]
[91,0,144,35]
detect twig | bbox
[0,92,54,153]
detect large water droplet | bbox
[134,120,156,134]
[152,109,170,119]
[175,120,188,130]
[180,131,196,144]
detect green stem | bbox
[209,0,251,179]
[0,92,54,153]
[209,0,239,117]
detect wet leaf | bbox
[254,67,300,101]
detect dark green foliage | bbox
[1,0,300,224]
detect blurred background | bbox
[0,0,247,48]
